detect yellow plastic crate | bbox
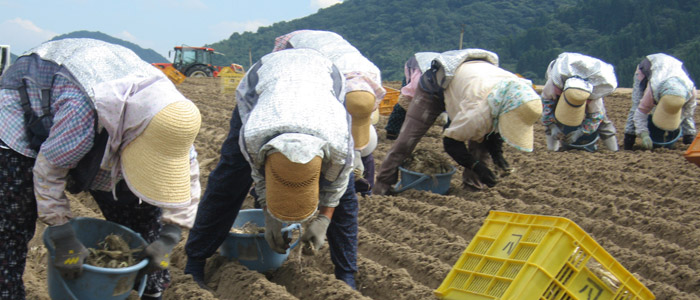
[379,87,400,116]
[160,65,186,85]
[683,133,700,167]
[435,211,655,300]
[219,67,245,95]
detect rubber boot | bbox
[602,136,619,152]
[545,134,560,151]
[184,257,206,284]
[623,133,635,150]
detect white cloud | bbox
[116,30,138,43]
[0,18,57,54]
[115,30,156,50]
[310,0,342,10]
[112,30,169,59]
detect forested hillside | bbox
[503,0,700,87]
[209,0,700,87]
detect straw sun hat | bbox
[345,90,376,150]
[499,100,542,152]
[121,100,201,206]
[652,94,686,131]
[554,78,593,127]
[265,152,323,222]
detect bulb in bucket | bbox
[219,209,301,273]
[394,149,456,195]
[43,218,149,300]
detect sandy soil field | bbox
[22,78,700,299]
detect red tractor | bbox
[153,46,244,77]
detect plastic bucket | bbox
[394,165,457,195]
[219,209,301,272]
[561,125,599,152]
[648,114,682,147]
[43,217,148,300]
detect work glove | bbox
[352,150,364,180]
[264,209,291,254]
[373,181,392,196]
[141,224,182,274]
[565,128,584,145]
[484,133,512,175]
[640,131,653,150]
[301,214,331,255]
[48,223,89,279]
[683,135,695,145]
[549,124,565,141]
[472,161,497,187]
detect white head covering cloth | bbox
[92,75,190,196]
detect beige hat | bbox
[345,91,375,150]
[499,100,542,152]
[121,100,201,206]
[555,88,591,126]
[652,94,685,131]
[265,152,322,222]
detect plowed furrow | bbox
[357,227,452,288]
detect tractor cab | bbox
[172,46,215,77]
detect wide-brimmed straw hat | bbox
[265,152,322,222]
[122,100,201,206]
[554,78,593,127]
[345,90,376,150]
[499,100,542,152]
[652,94,685,130]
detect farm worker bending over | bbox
[624,53,697,150]
[272,29,385,196]
[374,49,542,194]
[185,48,359,288]
[0,38,202,300]
[384,52,440,140]
[541,52,619,152]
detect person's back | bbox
[624,53,697,149]
[540,52,619,152]
[238,49,349,167]
[186,48,361,289]
[0,38,202,300]
[272,30,385,195]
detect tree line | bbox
[205,0,700,88]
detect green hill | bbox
[50,30,169,64]
[207,0,700,87]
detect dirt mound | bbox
[22,78,700,299]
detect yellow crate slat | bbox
[379,87,400,115]
[434,211,655,300]
[220,72,245,94]
[160,65,186,85]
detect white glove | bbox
[301,215,331,255]
[549,124,564,141]
[264,209,289,254]
[352,150,364,180]
[640,131,653,150]
[565,128,584,144]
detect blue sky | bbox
[0,0,343,59]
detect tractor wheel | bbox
[186,65,213,77]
